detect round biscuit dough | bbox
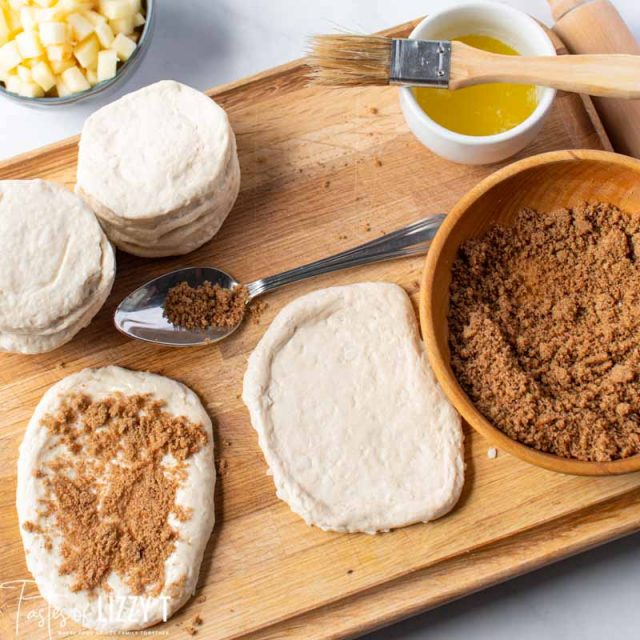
[76,80,238,223]
[97,154,241,257]
[0,180,108,334]
[17,366,216,632]
[0,236,115,354]
[76,134,240,237]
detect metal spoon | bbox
[114,214,445,347]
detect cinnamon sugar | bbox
[23,521,43,533]
[27,393,207,594]
[184,614,203,636]
[449,203,640,462]
[248,300,268,325]
[164,281,248,330]
[167,575,187,599]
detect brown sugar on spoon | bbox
[164,281,249,329]
[448,202,640,462]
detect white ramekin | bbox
[400,1,557,165]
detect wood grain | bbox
[0,18,635,640]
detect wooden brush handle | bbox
[450,41,640,98]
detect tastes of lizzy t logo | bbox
[0,579,170,638]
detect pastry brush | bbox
[308,34,640,99]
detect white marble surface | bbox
[0,1,639,638]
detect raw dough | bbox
[243,282,464,534]
[76,80,240,257]
[0,180,115,354]
[0,237,114,354]
[0,180,108,333]
[96,153,241,257]
[17,366,215,631]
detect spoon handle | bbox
[245,214,445,299]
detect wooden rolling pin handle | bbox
[449,42,640,99]
[548,0,640,158]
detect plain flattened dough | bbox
[243,282,464,534]
[17,366,216,632]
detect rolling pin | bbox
[548,0,640,158]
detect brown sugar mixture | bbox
[449,202,640,462]
[24,393,207,594]
[164,281,248,330]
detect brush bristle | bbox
[307,34,393,86]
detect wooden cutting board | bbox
[1,18,639,640]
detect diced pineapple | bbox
[96,46,115,81]
[39,21,67,45]
[61,64,89,91]
[16,31,43,58]
[23,56,40,67]
[67,12,93,41]
[0,0,143,97]
[46,43,71,61]
[74,33,98,68]
[16,62,31,81]
[6,8,22,34]
[33,7,57,23]
[109,15,132,35]
[32,59,55,90]
[0,40,20,70]
[83,9,106,26]
[111,31,134,60]
[47,46,64,62]
[94,19,113,47]
[18,79,44,97]
[4,72,21,93]
[100,0,136,20]
[54,0,93,18]
[55,74,70,96]
[50,56,74,73]
[0,10,10,46]
[20,7,37,30]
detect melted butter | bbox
[413,34,538,136]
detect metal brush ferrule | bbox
[390,39,451,87]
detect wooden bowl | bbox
[420,149,640,476]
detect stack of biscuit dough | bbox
[76,80,241,258]
[0,180,115,355]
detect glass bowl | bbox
[0,0,155,108]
